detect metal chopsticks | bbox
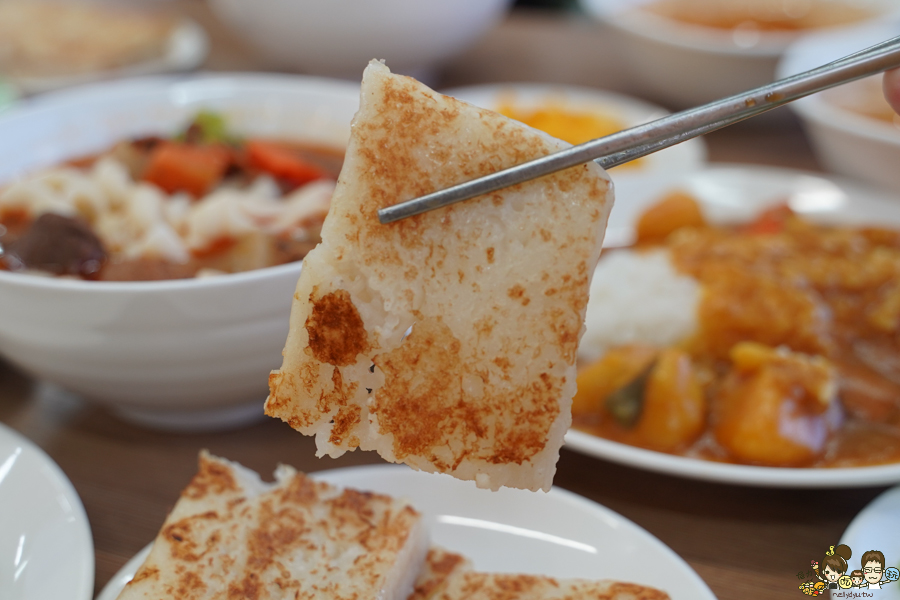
[378,34,900,225]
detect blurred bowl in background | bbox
[0,0,209,96]
[208,0,513,79]
[14,18,209,95]
[779,21,900,193]
[580,0,896,108]
[0,74,360,431]
[443,83,706,206]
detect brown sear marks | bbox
[278,472,321,507]
[491,574,547,595]
[175,570,207,598]
[507,284,530,306]
[486,247,495,264]
[487,372,561,465]
[455,573,670,600]
[372,320,465,460]
[329,404,362,447]
[507,284,525,299]
[492,356,513,376]
[264,372,298,423]
[408,549,469,600]
[317,367,351,415]
[328,489,379,535]
[473,315,496,337]
[228,497,308,598]
[428,549,467,578]
[373,319,554,466]
[128,566,160,586]
[601,582,671,600]
[305,287,370,367]
[227,572,261,600]
[163,511,222,562]
[184,456,238,500]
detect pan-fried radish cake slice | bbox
[266,60,614,492]
[407,548,472,600]
[116,452,428,600]
[407,547,670,600]
[429,572,670,600]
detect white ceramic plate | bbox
[0,423,93,600]
[12,18,208,96]
[441,83,707,183]
[97,464,714,600]
[565,163,900,487]
[841,486,900,597]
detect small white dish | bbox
[12,17,208,96]
[0,422,93,600]
[841,486,900,598]
[581,0,897,107]
[96,464,714,600]
[442,82,707,185]
[779,21,900,193]
[568,163,900,487]
[0,73,361,431]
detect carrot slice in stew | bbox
[142,142,232,198]
[246,140,328,186]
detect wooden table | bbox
[0,4,887,600]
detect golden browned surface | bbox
[574,206,900,467]
[116,452,426,600]
[433,572,670,600]
[407,548,471,600]
[266,60,612,491]
[305,288,371,367]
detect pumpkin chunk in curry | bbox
[572,193,900,468]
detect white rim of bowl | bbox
[778,22,900,149]
[10,17,210,96]
[0,260,304,292]
[792,94,900,146]
[580,0,801,57]
[6,71,361,116]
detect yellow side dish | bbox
[496,98,643,170]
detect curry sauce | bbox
[573,195,900,468]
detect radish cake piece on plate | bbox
[116,452,428,600]
[407,547,670,600]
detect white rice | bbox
[579,248,701,363]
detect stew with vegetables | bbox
[0,111,343,281]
